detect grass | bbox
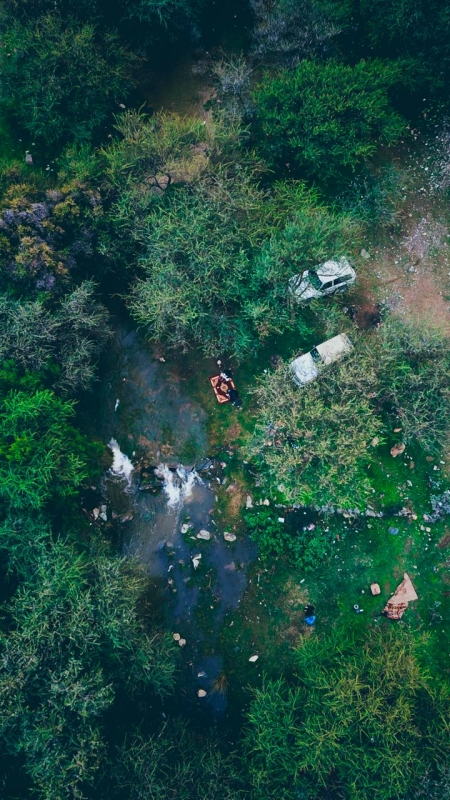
[213,433,450,719]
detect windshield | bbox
[308,270,322,290]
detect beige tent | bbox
[382,573,418,620]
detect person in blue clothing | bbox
[304,604,316,625]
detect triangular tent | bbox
[382,573,418,620]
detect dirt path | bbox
[356,124,450,333]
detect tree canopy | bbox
[245,627,450,800]
[253,59,405,181]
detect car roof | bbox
[315,257,355,283]
[315,333,353,365]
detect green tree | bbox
[113,722,246,800]
[253,59,404,181]
[105,113,355,355]
[0,14,136,150]
[250,0,347,66]
[247,345,381,509]
[0,524,175,800]
[245,627,450,800]
[0,389,95,509]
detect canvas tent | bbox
[382,573,418,620]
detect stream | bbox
[94,320,257,718]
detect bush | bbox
[245,627,450,800]
[247,349,381,509]
[245,506,334,569]
[0,389,96,509]
[338,165,404,227]
[0,15,136,150]
[0,526,176,800]
[253,59,405,181]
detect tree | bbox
[247,345,381,509]
[253,59,404,181]
[0,169,106,296]
[245,627,450,800]
[0,15,136,150]
[249,0,345,67]
[112,722,246,800]
[105,113,356,355]
[0,284,110,392]
[0,389,97,510]
[0,525,176,800]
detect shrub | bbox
[247,349,381,509]
[245,627,450,800]
[0,15,136,150]
[253,59,404,181]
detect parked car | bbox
[289,257,356,301]
[290,333,353,386]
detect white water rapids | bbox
[155,464,202,508]
[108,438,134,483]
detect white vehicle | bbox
[290,333,353,386]
[289,257,356,302]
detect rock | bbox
[197,530,211,541]
[371,437,379,447]
[246,495,253,509]
[390,442,405,457]
[178,638,186,647]
[223,531,237,542]
[393,427,402,433]
[181,523,193,534]
[192,554,202,569]
[262,499,270,506]
[249,655,259,663]
[226,483,238,494]
[196,458,213,472]
[197,671,207,678]
[197,689,207,698]
[370,583,381,596]
[173,633,181,641]
[25,153,33,165]
[120,512,133,522]
[278,517,285,523]
[99,512,107,522]
[360,248,371,259]
[92,508,99,520]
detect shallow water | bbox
[97,321,257,716]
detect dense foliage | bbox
[246,627,450,800]
[253,59,405,181]
[248,318,450,512]
[104,112,356,355]
[1,0,450,798]
[0,15,136,150]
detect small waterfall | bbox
[155,464,202,508]
[108,438,134,483]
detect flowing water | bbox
[94,320,257,717]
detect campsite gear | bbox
[382,573,418,620]
[370,583,381,596]
[305,616,316,625]
[209,374,241,406]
